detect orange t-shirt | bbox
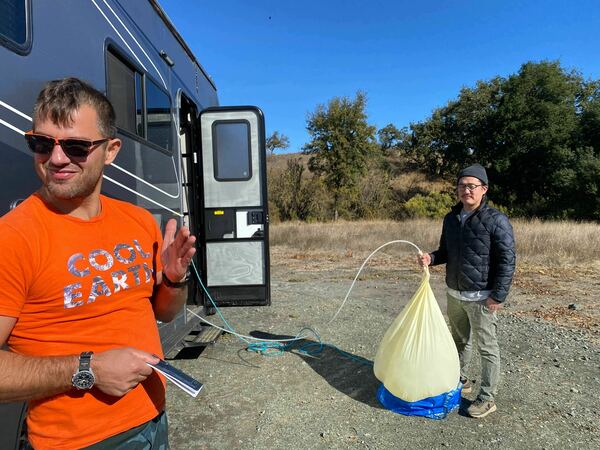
[0,194,167,450]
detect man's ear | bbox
[104,138,121,165]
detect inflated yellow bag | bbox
[374,267,460,402]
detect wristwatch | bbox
[72,351,95,390]
[162,270,190,289]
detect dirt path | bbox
[167,248,600,449]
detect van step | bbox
[183,326,222,347]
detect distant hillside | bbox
[268,152,450,194]
[266,152,310,173]
[266,152,455,222]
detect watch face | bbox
[73,370,95,390]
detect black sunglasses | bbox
[24,131,110,158]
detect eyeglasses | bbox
[457,183,483,191]
[24,131,109,158]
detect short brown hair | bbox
[32,77,116,138]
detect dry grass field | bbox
[270,218,600,331]
[271,218,600,265]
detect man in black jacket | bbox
[419,163,516,418]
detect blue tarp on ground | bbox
[377,383,461,420]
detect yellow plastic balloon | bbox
[374,267,460,402]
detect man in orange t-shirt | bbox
[0,78,196,449]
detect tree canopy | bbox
[404,61,600,219]
[377,123,409,154]
[266,131,290,155]
[303,91,378,219]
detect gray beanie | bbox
[457,164,488,185]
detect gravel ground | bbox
[166,248,600,449]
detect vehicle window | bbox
[146,79,173,151]
[107,52,141,137]
[0,0,28,50]
[106,49,173,151]
[135,72,143,136]
[213,121,252,181]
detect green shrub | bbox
[402,192,455,219]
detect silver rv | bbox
[0,0,270,447]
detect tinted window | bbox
[0,0,27,46]
[135,72,143,136]
[107,52,140,136]
[146,79,173,151]
[106,49,173,151]
[213,121,252,181]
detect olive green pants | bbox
[447,293,500,401]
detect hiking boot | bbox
[467,399,497,418]
[460,377,472,394]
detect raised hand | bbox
[161,218,196,282]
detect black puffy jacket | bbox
[430,201,516,302]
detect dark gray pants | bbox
[83,411,170,450]
[25,411,170,450]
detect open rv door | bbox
[197,106,270,307]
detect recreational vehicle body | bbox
[0,0,270,447]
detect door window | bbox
[213,121,252,181]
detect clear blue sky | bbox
[160,0,600,153]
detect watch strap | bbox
[72,351,95,390]
[162,271,189,288]
[79,351,93,371]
